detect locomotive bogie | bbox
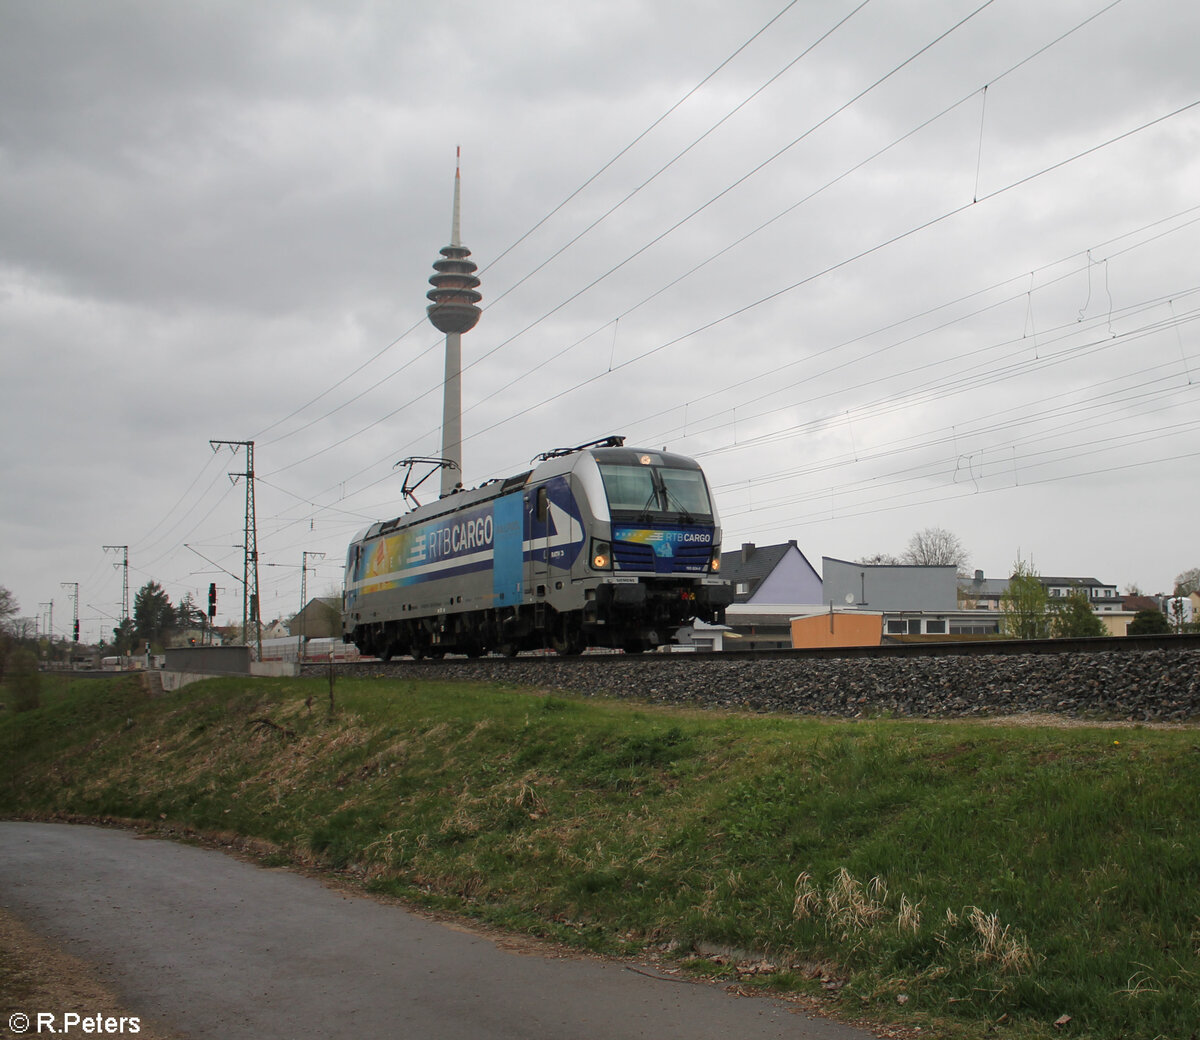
[342,444,732,658]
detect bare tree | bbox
[1174,567,1200,596]
[0,585,17,632]
[901,527,970,574]
[855,552,901,566]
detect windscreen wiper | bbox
[637,487,660,523]
[660,483,695,524]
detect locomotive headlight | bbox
[709,551,721,573]
[591,540,612,570]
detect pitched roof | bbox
[1122,595,1160,613]
[720,542,794,585]
[719,540,824,606]
[961,576,1009,596]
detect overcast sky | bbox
[3,0,1198,640]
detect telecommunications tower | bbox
[426,148,482,498]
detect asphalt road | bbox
[0,822,875,1040]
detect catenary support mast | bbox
[209,439,262,659]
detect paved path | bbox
[0,823,874,1040]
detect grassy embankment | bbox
[1,672,1197,1040]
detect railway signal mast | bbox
[426,148,482,499]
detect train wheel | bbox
[552,617,584,656]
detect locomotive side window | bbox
[536,486,548,523]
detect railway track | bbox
[313,631,1200,673]
[303,633,1200,724]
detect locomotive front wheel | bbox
[551,617,584,656]
[556,637,584,656]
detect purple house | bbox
[712,541,824,650]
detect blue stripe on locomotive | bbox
[492,492,524,604]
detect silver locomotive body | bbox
[342,442,732,658]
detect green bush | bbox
[6,647,41,712]
[1127,608,1169,635]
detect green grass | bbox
[1,673,1198,1040]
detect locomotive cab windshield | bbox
[596,453,714,524]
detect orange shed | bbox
[790,610,883,649]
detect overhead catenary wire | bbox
[623,204,1200,445]
[676,289,1200,456]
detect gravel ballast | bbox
[322,648,1200,723]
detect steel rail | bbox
[311,631,1200,673]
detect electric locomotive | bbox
[342,437,732,658]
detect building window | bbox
[887,620,905,634]
[926,620,946,634]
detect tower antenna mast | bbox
[426,147,482,498]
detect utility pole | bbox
[299,551,326,664]
[103,545,130,624]
[209,439,262,659]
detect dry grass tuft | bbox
[897,893,923,935]
[792,871,822,920]
[826,868,889,938]
[966,906,1037,973]
[790,871,1035,979]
